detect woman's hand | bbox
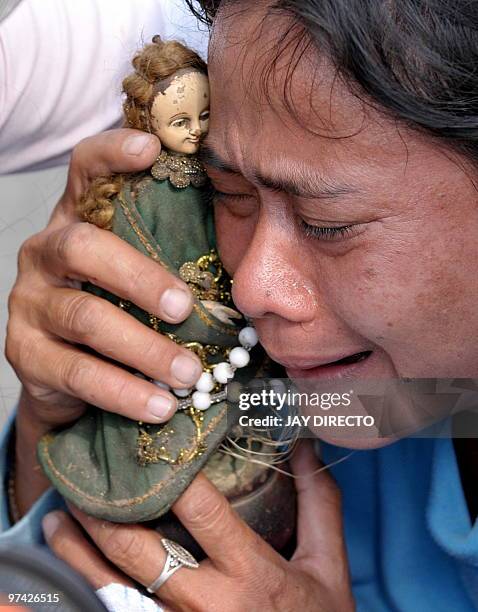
[42,441,355,612]
[5,129,203,515]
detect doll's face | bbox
[150,70,210,155]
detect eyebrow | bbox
[169,113,188,121]
[199,144,358,200]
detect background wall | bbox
[0,166,68,425]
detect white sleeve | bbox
[0,0,209,174]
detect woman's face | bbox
[151,70,210,155]
[204,4,478,445]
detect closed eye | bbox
[300,219,357,241]
[213,189,252,202]
[209,188,257,217]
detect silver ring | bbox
[146,538,199,593]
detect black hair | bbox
[187,0,478,162]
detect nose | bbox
[189,119,202,137]
[231,213,317,324]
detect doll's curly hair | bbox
[78,36,207,229]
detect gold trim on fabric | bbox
[39,406,227,509]
[137,407,207,466]
[117,193,166,266]
[117,191,237,336]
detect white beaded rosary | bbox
[154,326,259,411]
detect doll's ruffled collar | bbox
[151,149,207,188]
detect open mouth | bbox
[285,350,374,382]
[327,350,372,367]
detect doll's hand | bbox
[43,441,355,612]
[6,129,203,515]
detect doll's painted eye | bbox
[171,118,188,128]
[200,110,210,121]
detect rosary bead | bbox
[192,391,212,410]
[213,362,235,384]
[238,326,258,348]
[150,326,256,408]
[229,346,250,368]
[195,372,215,393]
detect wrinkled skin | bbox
[202,3,478,447]
[43,441,355,612]
[7,0,478,608]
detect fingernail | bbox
[147,394,175,420]
[171,354,202,385]
[42,511,62,539]
[123,133,154,156]
[160,287,192,320]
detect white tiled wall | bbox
[0,166,68,426]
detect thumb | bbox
[65,128,161,203]
[290,440,347,576]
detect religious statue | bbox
[37,37,295,555]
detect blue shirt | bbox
[1,411,478,611]
[0,411,65,547]
[322,438,478,611]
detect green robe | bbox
[37,174,261,523]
